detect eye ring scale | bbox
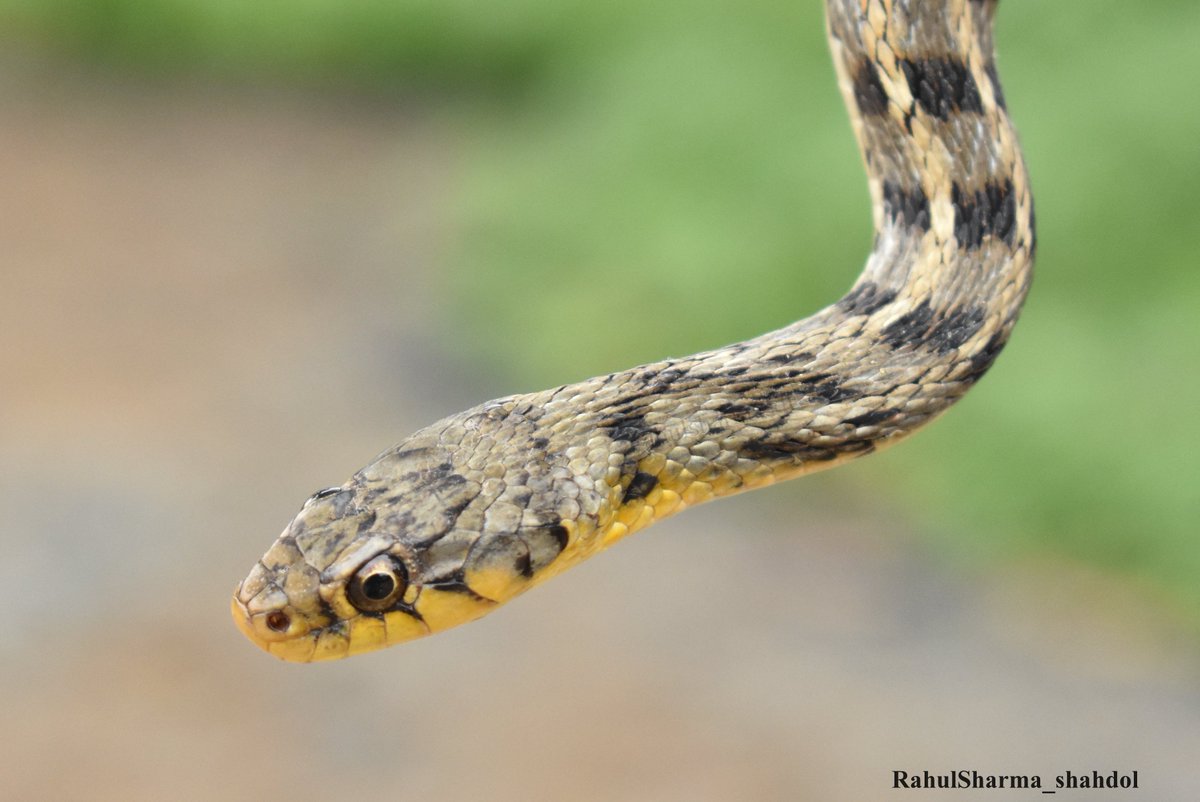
[346,554,408,613]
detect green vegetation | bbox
[8,0,1197,612]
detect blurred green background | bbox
[2,1,1198,799]
[9,0,1193,610]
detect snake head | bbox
[232,404,583,662]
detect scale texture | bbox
[234,0,1035,662]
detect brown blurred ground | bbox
[1,63,1198,801]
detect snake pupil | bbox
[363,572,395,600]
[347,554,408,612]
[265,611,290,632]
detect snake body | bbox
[234,0,1035,662]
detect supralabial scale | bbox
[234,0,1035,662]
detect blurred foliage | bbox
[5,0,1198,612]
[1,0,560,89]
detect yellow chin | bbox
[413,586,497,633]
[230,596,320,662]
[231,594,453,662]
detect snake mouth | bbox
[230,596,270,651]
[231,593,431,662]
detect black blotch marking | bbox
[882,301,935,348]
[805,380,859,404]
[852,59,889,116]
[523,523,569,572]
[393,460,458,490]
[713,400,770,422]
[520,510,563,533]
[764,350,815,367]
[603,407,665,479]
[928,304,987,353]
[882,182,931,230]
[355,509,378,534]
[962,329,1009,384]
[984,61,1006,110]
[614,388,664,409]
[839,282,900,317]
[846,409,895,427]
[599,408,658,446]
[598,367,700,440]
[623,472,659,502]
[1028,195,1037,254]
[465,535,533,585]
[442,493,476,522]
[507,486,535,509]
[421,578,487,610]
[900,57,983,119]
[952,178,1016,248]
[361,605,422,625]
[643,366,690,390]
[742,435,879,464]
[741,439,839,463]
[766,379,816,402]
[425,576,472,594]
[549,523,569,551]
[316,597,340,628]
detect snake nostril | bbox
[265,611,291,633]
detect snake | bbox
[233,0,1035,662]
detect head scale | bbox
[232,405,580,662]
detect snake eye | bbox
[347,555,408,612]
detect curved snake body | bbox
[234,0,1035,662]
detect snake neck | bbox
[365,0,1040,585]
[523,0,1037,533]
[405,0,1037,589]
[482,0,1037,569]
